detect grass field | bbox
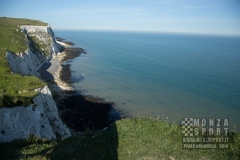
[0,118,239,159]
[0,17,47,107]
[0,17,48,26]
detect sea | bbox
[55,30,240,129]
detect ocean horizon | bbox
[55,30,240,129]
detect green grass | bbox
[0,17,48,26]
[0,118,239,159]
[0,17,48,53]
[0,17,47,107]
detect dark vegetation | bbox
[58,91,115,132]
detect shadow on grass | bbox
[47,123,119,160]
[0,121,119,160]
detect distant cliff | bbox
[0,21,71,142]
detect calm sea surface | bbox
[55,30,240,129]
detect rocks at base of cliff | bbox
[0,86,71,142]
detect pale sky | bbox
[0,0,240,35]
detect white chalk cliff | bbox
[0,86,71,142]
[6,25,63,76]
[0,25,71,142]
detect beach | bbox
[38,39,121,134]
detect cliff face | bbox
[19,25,63,56]
[6,25,64,76]
[0,86,71,142]
[0,25,71,142]
[6,49,46,76]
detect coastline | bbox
[38,39,121,134]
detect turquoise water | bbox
[55,30,240,128]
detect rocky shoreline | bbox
[39,40,121,135]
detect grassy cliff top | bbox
[0,17,48,26]
[0,118,239,159]
[0,17,46,107]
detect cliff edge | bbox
[6,25,63,76]
[0,17,71,142]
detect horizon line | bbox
[53,28,240,37]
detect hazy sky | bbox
[0,0,240,35]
